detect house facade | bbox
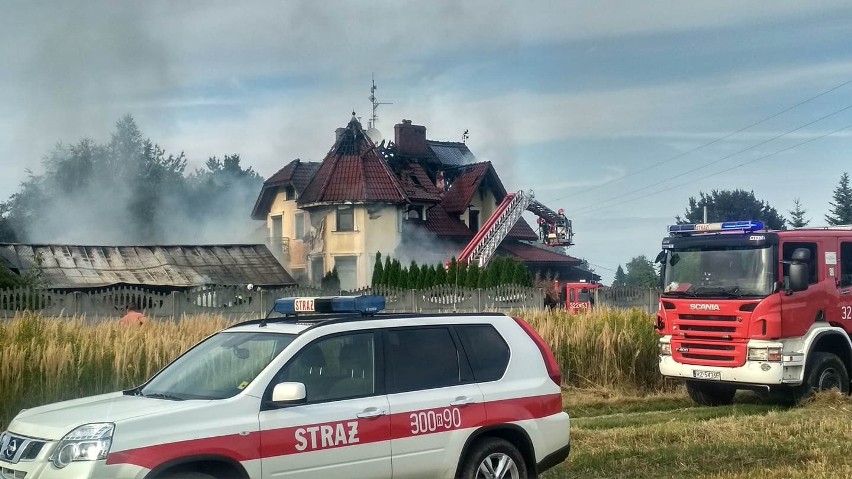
[252,115,594,290]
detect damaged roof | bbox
[298,116,408,207]
[0,243,296,289]
[498,241,581,264]
[440,162,508,215]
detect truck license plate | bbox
[692,370,721,380]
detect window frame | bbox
[782,241,819,284]
[841,242,852,287]
[336,205,355,232]
[262,330,384,409]
[382,326,473,395]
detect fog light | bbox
[659,342,672,356]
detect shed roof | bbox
[0,243,296,289]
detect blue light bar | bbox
[668,220,765,235]
[273,295,386,316]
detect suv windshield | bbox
[139,332,295,400]
[662,245,775,298]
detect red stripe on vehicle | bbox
[106,393,564,468]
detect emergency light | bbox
[667,220,765,235]
[273,295,386,316]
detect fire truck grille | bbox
[676,313,742,338]
[672,339,746,366]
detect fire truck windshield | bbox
[662,245,775,298]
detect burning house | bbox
[251,115,597,291]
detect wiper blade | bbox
[141,392,185,401]
[662,290,698,297]
[692,286,742,298]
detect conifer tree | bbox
[612,265,627,287]
[371,252,384,286]
[466,262,480,288]
[787,199,809,228]
[457,261,468,287]
[447,257,459,286]
[826,172,852,225]
[435,263,448,285]
[382,256,392,286]
[500,257,516,285]
[512,260,529,285]
[408,261,420,289]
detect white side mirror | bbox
[272,382,306,404]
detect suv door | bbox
[259,331,391,479]
[384,326,486,479]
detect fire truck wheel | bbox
[685,381,736,406]
[794,352,850,405]
[459,437,528,479]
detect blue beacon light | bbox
[273,295,386,316]
[667,220,765,235]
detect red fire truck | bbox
[656,220,852,405]
[562,281,600,314]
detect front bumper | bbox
[659,353,804,386]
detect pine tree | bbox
[435,263,448,285]
[826,172,852,225]
[371,252,384,286]
[512,261,528,286]
[382,256,392,286]
[466,262,480,288]
[613,265,627,287]
[786,199,809,228]
[456,261,468,287]
[447,257,459,286]
[408,261,420,289]
[500,257,516,285]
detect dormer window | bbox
[285,186,296,201]
[406,205,424,221]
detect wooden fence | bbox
[0,284,544,319]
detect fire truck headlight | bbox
[659,342,672,356]
[747,347,782,362]
[51,423,114,469]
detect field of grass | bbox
[545,389,852,478]
[2,308,851,478]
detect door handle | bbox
[357,407,387,419]
[450,396,475,407]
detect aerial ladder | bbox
[458,190,573,267]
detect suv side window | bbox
[456,325,510,382]
[276,332,376,403]
[385,327,461,393]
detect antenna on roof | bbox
[369,73,393,130]
[463,129,469,143]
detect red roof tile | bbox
[507,218,540,241]
[299,117,408,206]
[393,161,442,202]
[251,159,321,219]
[441,162,508,214]
[419,204,474,238]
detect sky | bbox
[2,1,852,284]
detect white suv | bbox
[0,295,571,479]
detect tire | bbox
[793,352,850,405]
[685,381,736,406]
[164,473,216,479]
[458,437,528,479]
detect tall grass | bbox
[522,306,663,391]
[0,307,663,430]
[0,313,228,430]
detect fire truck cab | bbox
[656,220,852,405]
[563,281,599,314]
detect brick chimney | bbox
[394,119,427,156]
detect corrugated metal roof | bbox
[0,244,296,289]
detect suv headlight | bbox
[50,423,114,469]
[747,346,782,362]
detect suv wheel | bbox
[793,352,850,405]
[685,381,736,406]
[459,437,527,479]
[164,473,216,479]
